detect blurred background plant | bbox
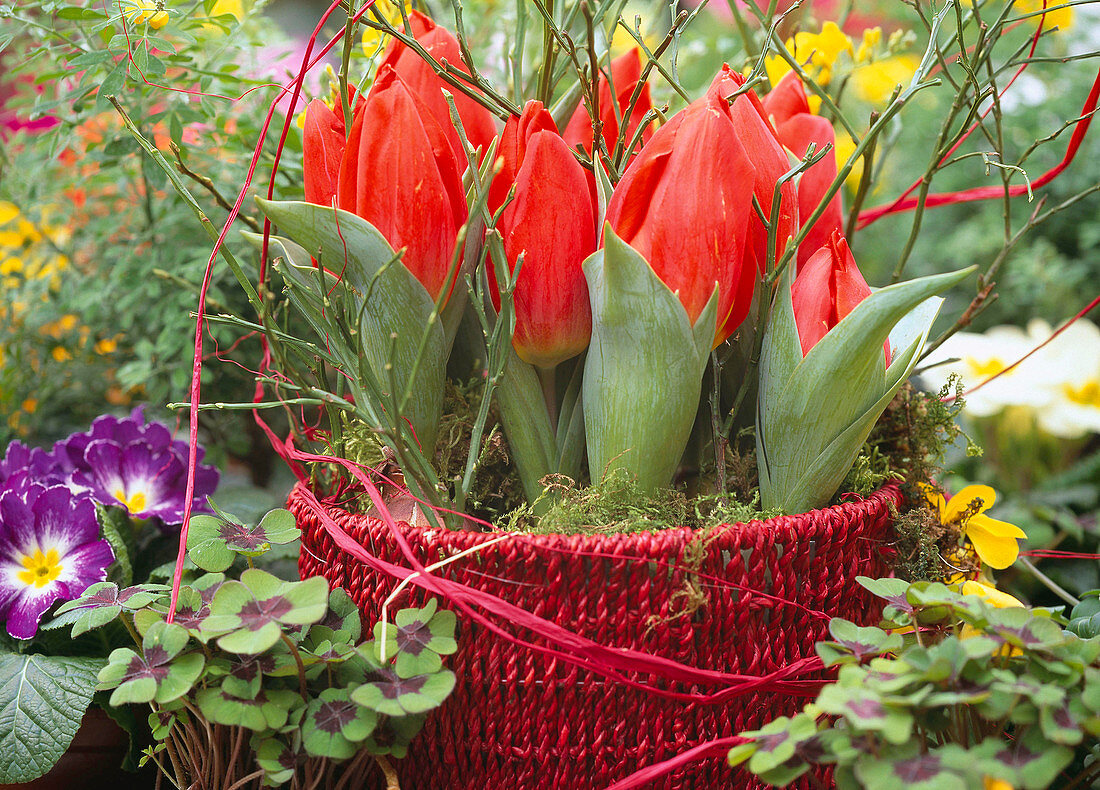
[0,0,310,483]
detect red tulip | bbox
[706,64,798,284]
[487,101,596,368]
[763,72,844,271]
[379,10,498,166]
[303,99,347,207]
[604,92,757,347]
[791,230,890,362]
[336,65,467,304]
[563,49,654,161]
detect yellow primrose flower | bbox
[983,778,1014,790]
[924,484,1027,569]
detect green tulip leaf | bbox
[582,226,718,492]
[757,265,973,512]
[251,200,447,451]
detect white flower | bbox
[1025,318,1100,438]
[919,325,1047,416]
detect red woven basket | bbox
[293,482,902,790]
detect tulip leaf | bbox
[582,227,718,493]
[495,346,558,503]
[254,199,447,452]
[758,265,973,513]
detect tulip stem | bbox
[538,365,559,435]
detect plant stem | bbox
[374,755,401,790]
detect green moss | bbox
[502,468,778,535]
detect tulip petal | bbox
[379,10,499,165]
[303,100,346,207]
[775,113,844,270]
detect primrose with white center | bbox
[0,475,114,639]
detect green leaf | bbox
[186,514,236,572]
[757,266,972,512]
[581,226,718,492]
[0,653,102,783]
[302,688,378,759]
[351,667,456,717]
[250,201,447,451]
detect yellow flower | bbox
[983,778,1014,790]
[1014,0,1072,31]
[51,347,72,362]
[924,484,1027,569]
[766,21,854,88]
[610,1,661,56]
[855,27,882,64]
[362,0,411,58]
[94,338,118,355]
[0,257,23,275]
[21,398,37,414]
[833,130,863,191]
[0,202,18,226]
[210,0,243,19]
[851,54,920,105]
[957,579,1024,609]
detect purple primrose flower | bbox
[65,408,220,526]
[0,475,114,639]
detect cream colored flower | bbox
[1024,318,1100,438]
[920,325,1046,416]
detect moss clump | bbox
[432,380,526,525]
[502,468,777,535]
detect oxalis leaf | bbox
[0,652,102,783]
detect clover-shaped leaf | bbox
[187,509,301,572]
[817,684,914,745]
[195,686,299,731]
[993,729,1074,789]
[374,600,458,678]
[97,621,204,706]
[817,618,902,667]
[350,664,456,717]
[302,688,378,759]
[254,737,297,786]
[201,569,328,654]
[854,744,975,790]
[307,587,362,645]
[48,582,169,637]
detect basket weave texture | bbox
[293,482,902,790]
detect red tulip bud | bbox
[379,10,498,166]
[706,64,798,287]
[488,101,596,368]
[336,65,467,304]
[761,71,812,127]
[605,92,757,347]
[763,73,844,271]
[303,99,346,207]
[563,49,654,161]
[792,230,890,362]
